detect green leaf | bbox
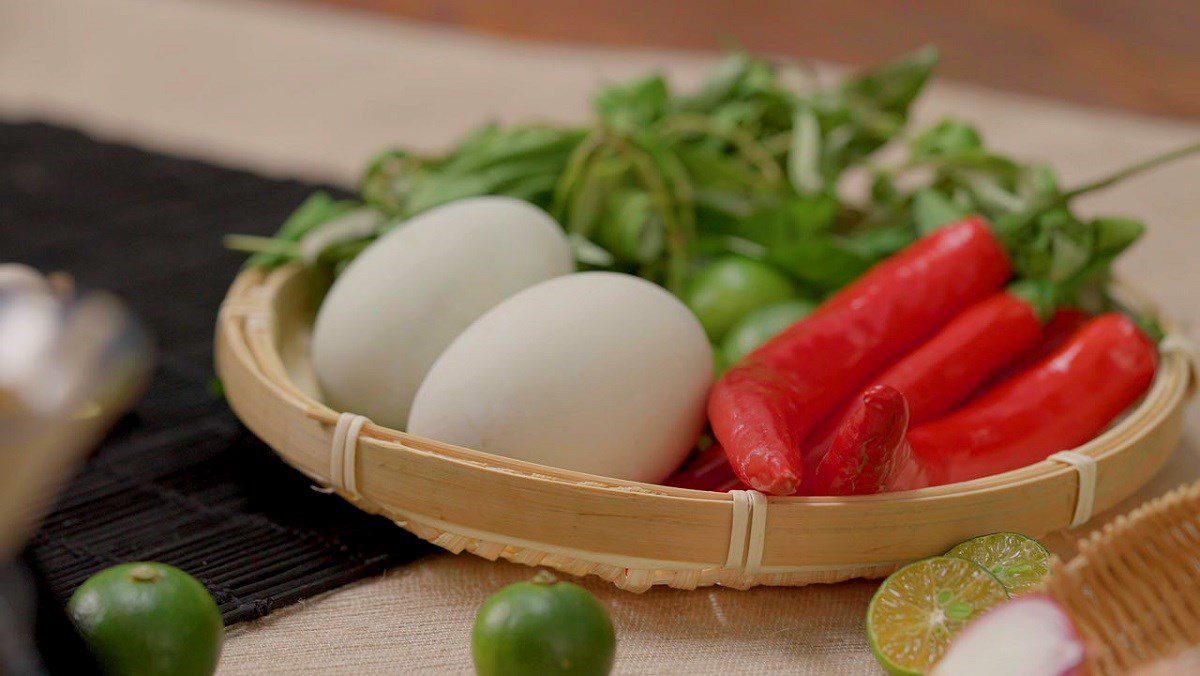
[870,171,898,203]
[675,144,771,198]
[801,46,939,183]
[1020,163,1061,201]
[734,196,879,291]
[1048,228,1090,283]
[440,126,582,175]
[912,188,969,234]
[841,45,939,119]
[768,237,873,290]
[500,173,559,206]
[728,194,838,245]
[696,233,769,260]
[911,119,982,162]
[297,207,388,263]
[788,106,824,194]
[597,190,665,264]
[242,192,357,268]
[564,157,620,237]
[1091,217,1145,255]
[675,53,754,113]
[567,232,616,268]
[359,150,422,214]
[839,225,917,260]
[594,75,670,130]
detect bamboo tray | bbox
[214,265,1195,592]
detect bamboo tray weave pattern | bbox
[216,264,1196,592]
[1047,480,1200,675]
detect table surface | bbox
[3,0,1200,673]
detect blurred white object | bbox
[0,264,152,559]
[932,594,1086,676]
[0,264,49,294]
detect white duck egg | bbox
[407,272,713,483]
[312,197,573,429]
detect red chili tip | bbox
[861,384,908,415]
[740,450,800,495]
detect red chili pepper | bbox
[802,289,1044,471]
[894,313,1157,488]
[983,306,1090,387]
[708,217,1011,495]
[662,442,745,492]
[802,385,911,495]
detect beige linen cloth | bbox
[3,0,1200,673]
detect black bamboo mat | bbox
[0,122,432,624]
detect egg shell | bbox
[312,197,573,429]
[407,272,713,483]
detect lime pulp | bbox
[867,556,1008,675]
[946,532,1052,595]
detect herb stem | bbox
[609,134,694,295]
[550,130,609,224]
[761,132,793,157]
[663,115,783,184]
[1064,141,1200,200]
[222,235,301,257]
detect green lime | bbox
[867,556,1008,675]
[720,299,815,365]
[686,256,797,341]
[946,532,1052,595]
[472,571,615,676]
[712,344,729,377]
[68,562,222,676]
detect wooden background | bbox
[307,0,1200,119]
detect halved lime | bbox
[867,556,1008,675]
[946,532,1052,595]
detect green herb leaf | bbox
[1091,217,1145,255]
[240,192,357,269]
[597,190,665,264]
[911,119,982,161]
[568,232,616,268]
[229,45,1190,329]
[841,45,939,120]
[298,207,388,263]
[912,188,969,234]
[788,106,824,194]
[595,75,670,131]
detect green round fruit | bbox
[472,571,615,676]
[68,562,222,676]
[712,345,729,377]
[686,256,797,341]
[720,299,816,365]
[867,556,1008,675]
[946,532,1052,595]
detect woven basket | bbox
[215,265,1196,592]
[1046,480,1200,675]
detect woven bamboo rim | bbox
[1046,480,1200,675]
[214,265,1195,592]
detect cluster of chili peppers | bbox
[666,216,1159,496]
